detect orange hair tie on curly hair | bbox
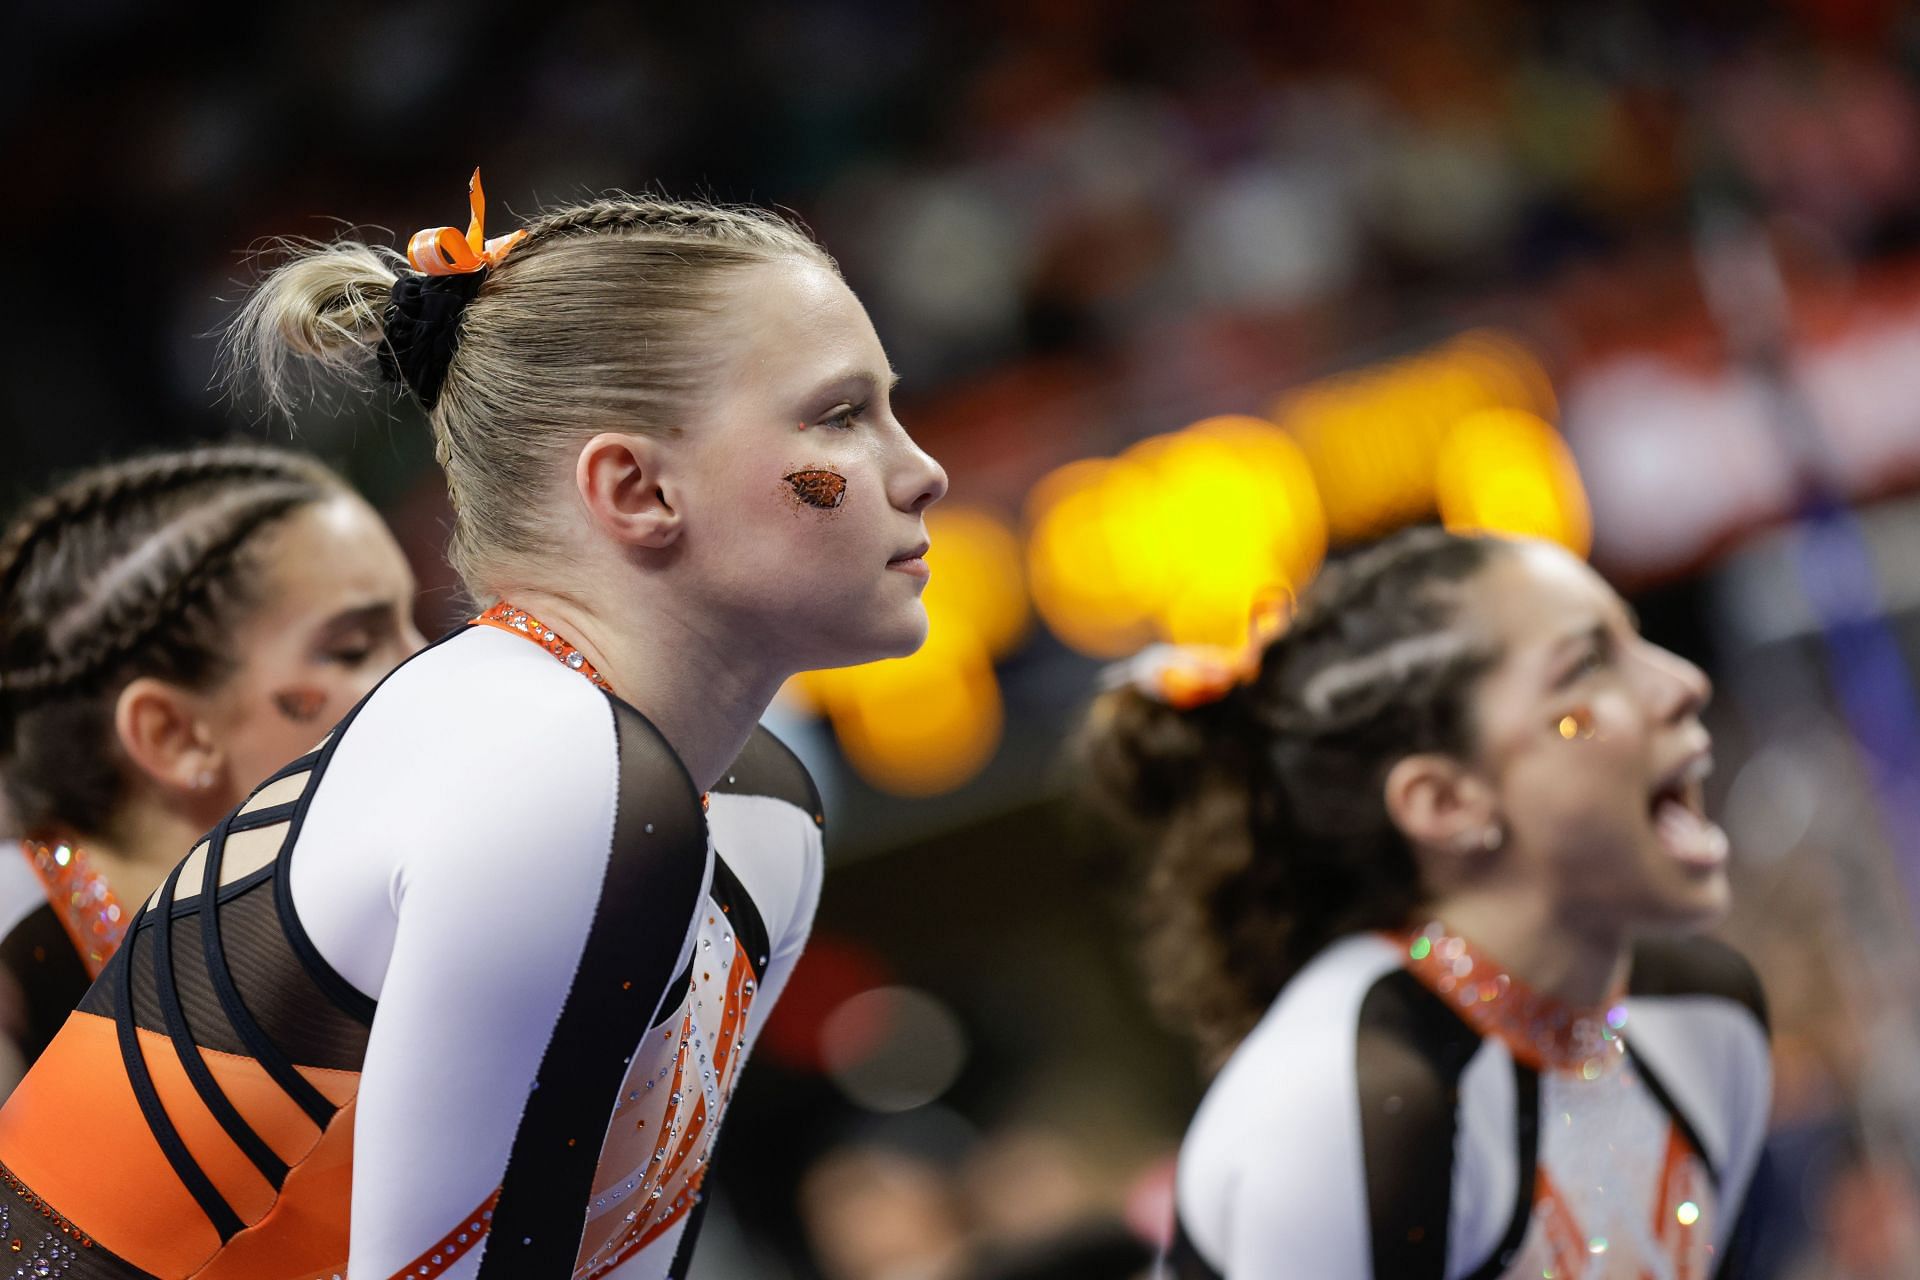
[1110,588,1295,710]
[1152,647,1250,710]
[407,168,529,276]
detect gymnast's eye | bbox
[820,403,864,430]
[1556,632,1613,687]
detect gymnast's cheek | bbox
[272,686,331,724]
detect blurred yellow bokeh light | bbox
[792,331,1582,796]
[1274,330,1556,541]
[825,625,1005,797]
[789,504,1027,795]
[1027,416,1326,656]
[1436,407,1592,555]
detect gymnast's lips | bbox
[888,541,931,578]
[1648,745,1727,869]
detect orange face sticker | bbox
[1555,706,1598,740]
[273,687,329,724]
[784,469,848,511]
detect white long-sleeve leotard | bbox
[0,621,824,1280]
[1166,931,1770,1280]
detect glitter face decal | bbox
[273,687,329,724]
[783,469,848,511]
[1555,706,1597,740]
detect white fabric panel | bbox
[1177,933,1403,1277]
[1625,994,1773,1250]
[1448,1037,1517,1276]
[705,790,824,1019]
[0,848,47,944]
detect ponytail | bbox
[1082,527,1508,1066]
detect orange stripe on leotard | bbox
[0,1009,361,1278]
[372,1189,500,1280]
[192,1098,357,1280]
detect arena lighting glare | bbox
[787,505,1027,796]
[1436,406,1592,556]
[1274,330,1560,541]
[790,333,1586,797]
[1026,417,1326,658]
[1025,333,1581,666]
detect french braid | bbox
[226,192,834,595]
[0,444,341,834]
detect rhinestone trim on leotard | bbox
[18,839,126,979]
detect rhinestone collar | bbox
[1395,920,1629,1077]
[472,602,614,691]
[19,837,127,979]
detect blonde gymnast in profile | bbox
[0,172,946,1280]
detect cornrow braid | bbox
[226,189,836,596]
[0,448,319,607]
[0,444,342,836]
[1085,527,1512,1067]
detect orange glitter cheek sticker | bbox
[1554,706,1598,740]
[273,687,329,723]
[783,469,848,511]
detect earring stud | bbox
[1455,824,1504,854]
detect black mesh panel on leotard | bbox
[76,875,369,1072]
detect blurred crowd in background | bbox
[12,1,1920,1275]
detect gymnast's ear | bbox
[1384,752,1502,882]
[114,677,226,802]
[576,432,682,551]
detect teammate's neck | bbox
[1422,886,1631,1009]
[64,799,210,911]
[494,586,780,794]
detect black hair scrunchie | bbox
[377,270,485,410]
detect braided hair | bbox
[0,444,343,835]
[1084,527,1512,1067]
[222,192,836,595]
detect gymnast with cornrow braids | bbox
[1087,527,1770,1280]
[0,444,422,1088]
[0,173,947,1279]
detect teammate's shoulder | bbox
[0,842,48,939]
[1629,933,1768,1031]
[1205,935,1414,1105]
[708,724,824,824]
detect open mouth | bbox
[1648,752,1729,870]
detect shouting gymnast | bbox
[1089,527,1768,1280]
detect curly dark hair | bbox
[1083,526,1512,1067]
[0,443,344,836]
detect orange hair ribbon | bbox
[1113,589,1295,711]
[407,168,529,276]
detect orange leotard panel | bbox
[192,1099,356,1280]
[0,1011,224,1277]
[0,987,363,1278]
[0,624,826,1280]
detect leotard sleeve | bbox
[287,629,713,1279]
